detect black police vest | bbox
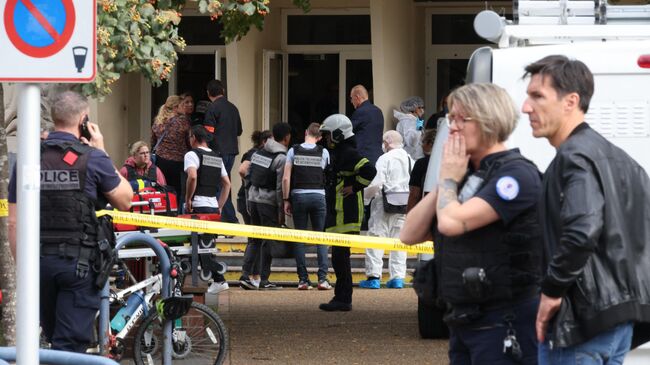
[40,140,99,247]
[249,149,284,190]
[192,148,222,197]
[434,153,543,306]
[291,144,324,190]
[125,164,157,183]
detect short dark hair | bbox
[206,79,225,97]
[190,124,213,143]
[524,55,594,114]
[272,122,292,141]
[251,129,272,148]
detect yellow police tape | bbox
[97,210,434,255]
[0,199,7,217]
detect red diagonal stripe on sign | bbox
[19,0,61,43]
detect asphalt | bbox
[206,286,449,365]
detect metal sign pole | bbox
[16,83,41,365]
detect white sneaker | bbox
[317,280,333,290]
[251,279,261,288]
[207,281,229,294]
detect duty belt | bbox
[41,243,98,279]
[41,243,83,258]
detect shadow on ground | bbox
[211,287,448,364]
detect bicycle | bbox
[99,235,229,365]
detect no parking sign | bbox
[0,0,95,82]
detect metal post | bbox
[191,232,198,286]
[99,283,110,354]
[16,84,41,365]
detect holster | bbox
[443,305,484,327]
[93,215,117,289]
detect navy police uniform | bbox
[9,131,121,353]
[433,149,543,365]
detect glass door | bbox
[262,50,287,130]
[340,51,372,117]
[287,53,339,143]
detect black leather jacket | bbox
[541,123,650,348]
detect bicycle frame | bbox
[110,274,162,341]
[99,233,173,365]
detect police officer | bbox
[402,83,543,364]
[8,90,133,353]
[184,125,231,294]
[239,122,292,290]
[282,122,332,290]
[319,114,376,311]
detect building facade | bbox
[93,0,509,208]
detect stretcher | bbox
[113,193,234,286]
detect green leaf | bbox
[139,3,155,17]
[240,2,255,16]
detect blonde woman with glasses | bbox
[402,83,543,365]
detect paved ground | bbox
[207,286,449,365]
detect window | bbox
[287,15,371,45]
[179,16,225,46]
[431,14,489,44]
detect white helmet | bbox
[320,114,354,143]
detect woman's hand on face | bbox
[439,134,469,183]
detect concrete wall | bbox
[93,72,143,168]
[95,77,127,167]
[370,0,422,131]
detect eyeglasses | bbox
[446,113,474,128]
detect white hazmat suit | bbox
[363,132,413,281]
[394,110,423,160]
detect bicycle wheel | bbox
[133,301,228,365]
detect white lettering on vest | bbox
[294,155,322,168]
[202,155,223,169]
[251,153,273,168]
[40,170,81,190]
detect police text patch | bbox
[202,155,223,169]
[41,170,81,190]
[294,155,322,168]
[251,153,273,168]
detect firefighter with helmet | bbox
[318,114,376,312]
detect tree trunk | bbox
[0,83,17,346]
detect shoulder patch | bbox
[496,176,519,201]
[62,150,79,166]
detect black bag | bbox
[381,156,411,214]
[94,215,117,289]
[382,188,408,214]
[412,258,438,307]
[269,240,295,259]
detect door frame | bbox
[339,51,372,114]
[262,50,288,130]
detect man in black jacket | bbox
[204,79,243,223]
[349,85,383,166]
[523,55,650,363]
